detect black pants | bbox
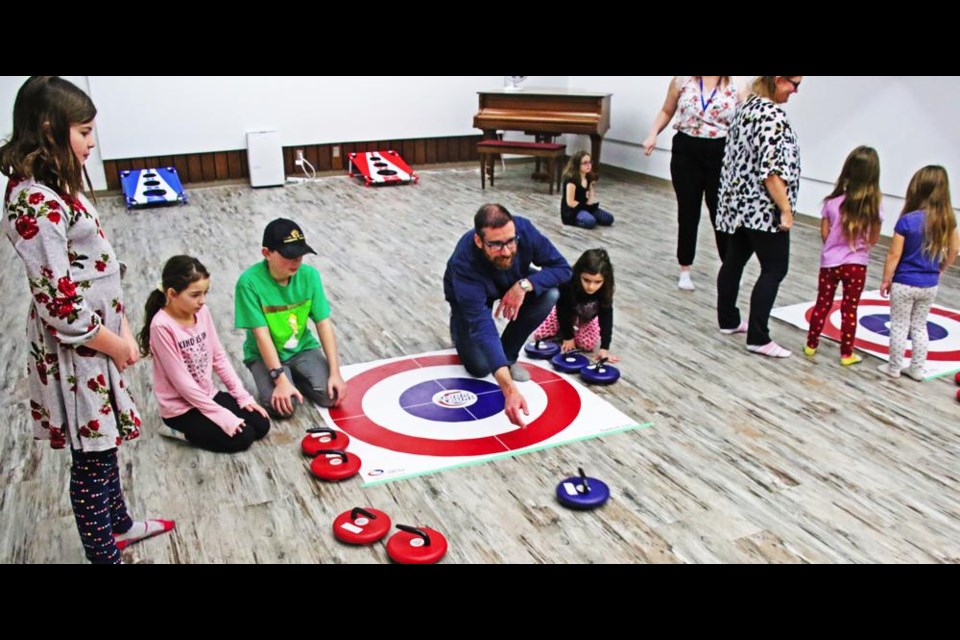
[716,226,790,346]
[670,132,727,266]
[163,391,271,453]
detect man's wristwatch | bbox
[518,278,533,293]
[268,367,285,381]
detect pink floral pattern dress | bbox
[673,76,740,139]
[3,176,141,452]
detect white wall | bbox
[514,76,569,89]
[565,75,673,178]
[790,76,960,233]
[3,75,958,232]
[2,75,508,192]
[498,76,570,144]
[88,76,504,159]
[570,75,960,235]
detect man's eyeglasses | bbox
[482,237,518,251]
[782,77,801,91]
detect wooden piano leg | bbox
[480,154,486,190]
[482,130,497,183]
[531,134,554,182]
[590,134,603,169]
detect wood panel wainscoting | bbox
[102,135,483,190]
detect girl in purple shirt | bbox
[804,146,883,366]
[878,166,959,380]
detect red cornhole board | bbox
[348,150,419,186]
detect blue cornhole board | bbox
[120,167,187,209]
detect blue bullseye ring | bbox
[329,353,581,456]
[399,378,504,422]
[859,313,948,341]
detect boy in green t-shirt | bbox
[235,218,347,418]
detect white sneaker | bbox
[902,366,926,381]
[678,271,695,291]
[877,364,900,379]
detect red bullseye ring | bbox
[327,354,581,455]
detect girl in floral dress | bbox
[1,76,173,564]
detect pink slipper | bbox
[746,341,792,358]
[113,519,176,550]
[719,320,748,335]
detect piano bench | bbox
[477,140,566,195]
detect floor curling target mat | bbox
[316,349,650,485]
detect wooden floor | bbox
[2,163,959,564]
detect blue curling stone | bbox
[556,474,610,510]
[551,351,591,373]
[524,339,560,359]
[580,360,620,385]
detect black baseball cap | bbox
[262,218,317,258]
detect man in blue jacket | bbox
[444,203,572,427]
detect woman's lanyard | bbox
[699,77,719,113]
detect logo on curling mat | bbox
[433,389,478,409]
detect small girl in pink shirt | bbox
[804,146,883,366]
[138,256,270,452]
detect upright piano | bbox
[473,88,612,167]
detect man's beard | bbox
[490,254,514,271]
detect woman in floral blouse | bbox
[1,77,173,563]
[715,76,803,358]
[643,76,746,291]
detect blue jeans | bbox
[450,287,560,377]
[572,207,614,229]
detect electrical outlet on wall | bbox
[295,149,305,166]
[332,146,340,159]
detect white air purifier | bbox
[246,130,285,188]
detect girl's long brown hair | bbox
[0,76,96,196]
[901,165,956,262]
[823,146,882,248]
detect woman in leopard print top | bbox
[715,76,803,359]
